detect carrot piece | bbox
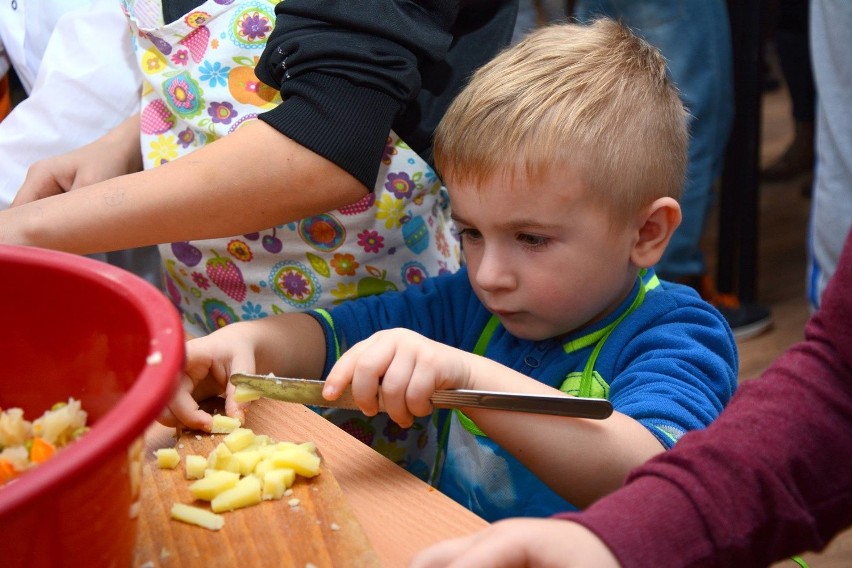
[0,459,17,484]
[29,437,56,464]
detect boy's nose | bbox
[472,249,516,292]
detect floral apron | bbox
[122,0,460,475]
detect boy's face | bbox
[449,169,641,341]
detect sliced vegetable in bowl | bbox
[0,398,89,486]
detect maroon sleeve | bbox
[558,229,852,567]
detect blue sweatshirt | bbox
[311,267,737,521]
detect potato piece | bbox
[253,458,276,480]
[189,470,240,501]
[184,455,207,480]
[267,447,321,477]
[232,449,263,476]
[254,434,272,447]
[155,448,181,469]
[211,475,262,513]
[170,503,225,531]
[207,442,237,472]
[262,468,296,501]
[210,415,241,434]
[223,428,255,452]
[233,384,263,403]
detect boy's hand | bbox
[323,328,474,428]
[158,328,258,432]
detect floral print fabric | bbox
[122,0,461,475]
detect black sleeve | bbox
[256,1,517,188]
[162,0,206,24]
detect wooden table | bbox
[135,399,488,567]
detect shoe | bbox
[675,274,773,340]
[762,121,815,182]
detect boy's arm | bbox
[320,323,666,508]
[0,120,367,254]
[454,358,668,509]
[452,295,736,509]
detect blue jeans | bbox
[807,0,852,309]
[574,0,734,279]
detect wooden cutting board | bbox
[134,407,380,568]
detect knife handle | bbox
[430,390,613,420]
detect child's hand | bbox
[323,328,475,428]
[157,328,258,432]
[409,518,620,568]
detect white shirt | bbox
[0,0,160,286]
[0,0,143,208]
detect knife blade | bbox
[230,373,613,420]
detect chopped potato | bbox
[262,468,296,501]
[210,415,241,434]
[267,447,321,477]
[184,455,207,480]
[189,470,240,501]
[155,448,181,469]
[233,450,264,476]
[233,384,263,403]
[170,503,225,531]
[163,425,321,529]
[222,428,255,452]
[211,475,262,513]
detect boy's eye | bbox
[518,233,548,248]
[456,228,482,242]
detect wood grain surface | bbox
[134,399,489,567]
[135,406,380,567]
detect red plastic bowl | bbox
[0,245,184,567]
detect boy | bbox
[165,20,738,522]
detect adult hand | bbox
[409,518,621,568]
[11,113,143,206]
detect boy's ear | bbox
[631,197,682,268]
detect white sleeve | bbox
[0,42,9,79]
[0,1,142,209]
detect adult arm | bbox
[562,229,852,566]
[1,119,365,254]
[256,1,516,187]
[1,2,504,254]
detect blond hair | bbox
[434,18,689,224]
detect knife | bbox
[229,373,613,420]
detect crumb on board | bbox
[288,497,301,507]
[330,522,340,531]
